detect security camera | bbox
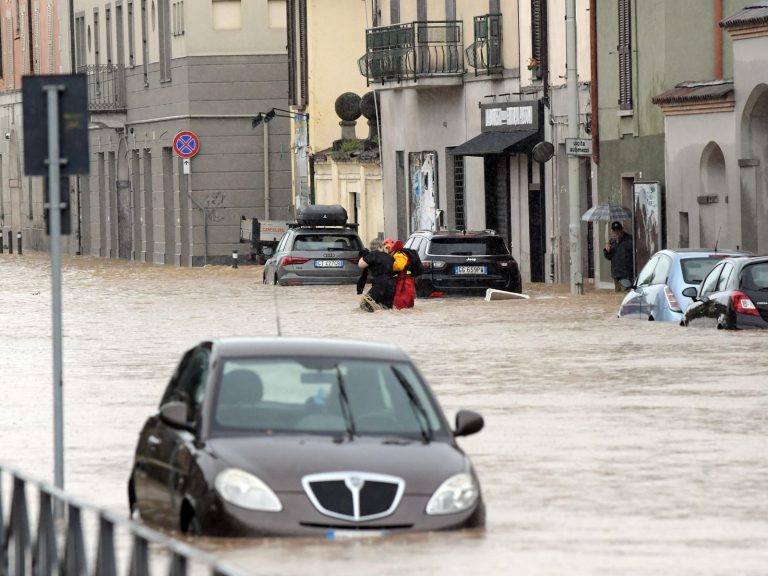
[4,132,10,140]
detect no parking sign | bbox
[173,130,200,158]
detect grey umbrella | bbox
[580,204,632,222]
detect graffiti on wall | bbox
[408,151,438,232]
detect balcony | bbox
[82,64,126,112]
[465,14,503,76]
[358,21,464,86]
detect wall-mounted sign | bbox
[481,100,541,133]
[566,138,592,156]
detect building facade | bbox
[654,2,768,256]
[358,0,592,286]
[594,0,751,286]
[0,0,64,253]
[2,0,293,265]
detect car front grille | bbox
[302,472,405,522]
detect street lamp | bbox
[251,108,313,210]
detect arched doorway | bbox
[699,142,726,250]
[739,84,768,253]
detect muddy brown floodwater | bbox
[1,252,767,576]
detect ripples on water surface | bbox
[1,253,767,575]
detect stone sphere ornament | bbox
[360,91,380,121]
[335,92,362,122]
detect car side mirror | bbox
[159,401,194,431]
[454,409,484,437]
[681,286,698,300]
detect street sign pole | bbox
[44,83,66,506]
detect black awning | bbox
[450,130,540,156]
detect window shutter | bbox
[287,0,296,105]
[299,0,307,107]
[530,0,547,79]
[618,0,633,110]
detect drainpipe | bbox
[264,122,270,219]
[715,0,723,79]
[590,0,599,165]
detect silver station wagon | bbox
[263,205,364,286]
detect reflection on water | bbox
[1,253,767,575]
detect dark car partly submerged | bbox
[682,256,768,329]
[404,229,523,297]
[128,337,485,537]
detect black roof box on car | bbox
[295,204,348,227]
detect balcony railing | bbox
[465,14,503,76]
[358,21,463,84]
[81,64,126,112]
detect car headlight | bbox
[426,473,479,515]
[214,468,282,512]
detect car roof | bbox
[411,229,498,238]
[657,248,749,259]
[210,337,409,362]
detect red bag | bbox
[393,273,415,309]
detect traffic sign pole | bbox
[44,83,66,511]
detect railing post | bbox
[169,552,187,576]
[129,535,149,576]
[95,515,118,576]
[17,231,22,255]
[8,476,32,576]
[63,505,87,576]
[7,230,12,254]
[34,491,59,576]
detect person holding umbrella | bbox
[603,221,634,291]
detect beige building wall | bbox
[307,0,370,150]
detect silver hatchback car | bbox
[263,205,364,286]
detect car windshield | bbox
[292,234,361,251]
[680,257,730,285]
[211,357,444,438]
[428,236,508,256]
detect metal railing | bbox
[80,64,127,112]
[0,462,250,576]
[358,21,463,84]
[465,14,503,76]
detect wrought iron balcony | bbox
[465,14,503,76]
[81,64,126,112]
[358,21,463,85]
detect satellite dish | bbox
[532,141,555,163]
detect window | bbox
[390,0,399,24]
[635,255,658,287]
[158,0,171,81]
[618,0,633,110]
[116,2,125,67]
[141,0,149,85]
[172,1,185,35]
[105,6,113,65]
[74,14,87,71]
[212,0,241,30]
[268,0,286,28]
[699,263,723,298]
[650,254,672,285]
[128,0,135,67]
[716,262,734,292]
[93,8,100,68]
[287,0,307,106]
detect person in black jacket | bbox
[357,240,395,311]
[603,221,634,291]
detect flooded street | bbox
[2,252,767,576]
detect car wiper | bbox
[335,365,356,439]
[390,366,432,443]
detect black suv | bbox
[404,230,523,297]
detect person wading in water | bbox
[357,239,395,312]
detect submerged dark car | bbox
[128,337,485,537]
[682,256,768,329]
[404,229,523,297]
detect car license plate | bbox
[315,259,343,268]
[455,265,487,275]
